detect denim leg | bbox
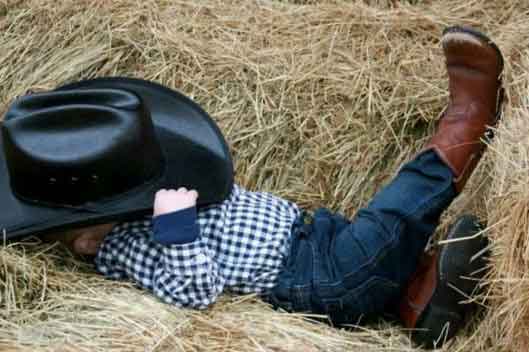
[325,150,456,318]
[270,150,457,323]
[360,150,455,279]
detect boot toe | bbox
[407,215,490,349]
[442,25,504,74]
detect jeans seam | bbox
[320,275,399,303]
[332,179,453,285]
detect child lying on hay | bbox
[0,25,503,349]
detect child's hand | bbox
[154,187,199,217]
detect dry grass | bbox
[1,0,529,350]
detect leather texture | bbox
[399,251,438,329]
[398,24,503,349]
[0,77,233,240]
[424,26,504,192]
[399,215,488,348]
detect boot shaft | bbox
[442,28,503,122]
[426,27,504,192]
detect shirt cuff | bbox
[153,206,200,245]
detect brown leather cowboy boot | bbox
[399,26,504,348]
[401,215,489,348]
[424,26,504,193]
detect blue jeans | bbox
[268,150,456,324]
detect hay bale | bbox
[1,0,529,350]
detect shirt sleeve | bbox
[93,221,140,281]
[95,217,225,309]
[152,206,200,245]
[152,241,225,309]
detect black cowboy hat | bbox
[1,77,233,240]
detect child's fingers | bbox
[155,189,167,196]
[188,189,199,200]
[72,232,104,255]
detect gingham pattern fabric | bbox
[94,184,301,309]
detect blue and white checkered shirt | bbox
[94,185,301,309]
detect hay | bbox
[1,0,529,350]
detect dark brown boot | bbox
[425,26,504,193]
[400,215,489,348]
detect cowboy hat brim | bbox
[1,77,233,240]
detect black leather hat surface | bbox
[1,77,233,240]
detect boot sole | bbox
[442,25,504,71]
[411,215,489,348]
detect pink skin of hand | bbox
[72,187,198,255]
[153,187,199,216]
